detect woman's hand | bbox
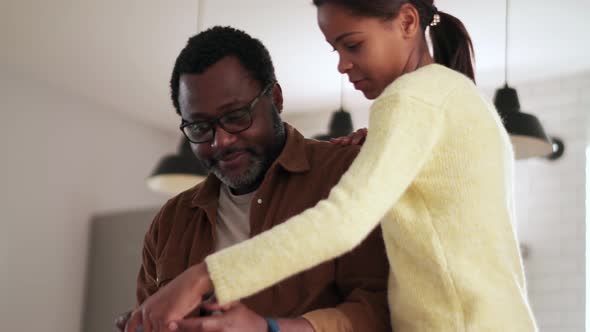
[329,128,368,146]
[125,263,214,332]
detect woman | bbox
[130,1,538,331]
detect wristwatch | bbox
[264,317,281,332]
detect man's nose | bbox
[210,126,238,150]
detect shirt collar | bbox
[275,123,311,174]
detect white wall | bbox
[480,72,589,331]
[0,71,178,332]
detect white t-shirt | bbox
[214,184,255,251]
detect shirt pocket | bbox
[155,258,187,288]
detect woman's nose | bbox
[337,54,353,74]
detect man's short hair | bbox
[170,26,277,115]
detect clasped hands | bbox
[117,263,265,332]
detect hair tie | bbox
[430,5,440,27]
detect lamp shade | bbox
[313,110,354,141]
[147,137,208,195]
[493,85,553,159]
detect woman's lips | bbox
[352,79,368,91]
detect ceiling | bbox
[1,0,589,135]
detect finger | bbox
[202,300,240,312]
[201,302,223,312]
[201,318,222,331]
[171,317,222,332]
[220,300,240,311]
[146,308,184,332]
[357,128,368,145]
[115,311,132,332]
[143,310,155,332]
[124,310,142,332]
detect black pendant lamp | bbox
[313,110,354,141]
[147,0,208,195]
[314,76,354,140]
[146,137,208,195]
[493,0,554,159]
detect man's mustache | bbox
[211,148,255,164]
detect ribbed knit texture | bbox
[206,64,538,331]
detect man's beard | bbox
[201,107,285,190]
[207,149,266,189]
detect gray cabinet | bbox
[81,208,158,332]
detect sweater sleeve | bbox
[206,91,446,304]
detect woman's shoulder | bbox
[379,64,476,107]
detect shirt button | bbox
[257,198,263,205]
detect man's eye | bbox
[188,123,210,133]
[223,110,249,123]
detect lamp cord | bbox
[197,0,203,33]
[504,0,510,86]
[339,75,344,112]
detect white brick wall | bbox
[482,71,589,332]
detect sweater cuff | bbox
[302,308,354,332]
[205,255,233,305]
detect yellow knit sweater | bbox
[206,64,538,331]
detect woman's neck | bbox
[404,39,434,74]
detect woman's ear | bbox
[397,3,421,39]
[271,83,284,114]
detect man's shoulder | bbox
[153,183,205,223]
[302,138,360,169]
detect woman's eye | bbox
[330,41,361,53]
[345,42,360,50]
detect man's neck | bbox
[230,180,263,195]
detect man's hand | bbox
[170,302,267,332]
[330,128,367,146]
[170,303,316,332]
[125,263,214,332]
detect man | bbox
[120,26,390,332]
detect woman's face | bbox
[317,3,416,99]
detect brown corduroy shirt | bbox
[136,124,391,332]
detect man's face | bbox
[178,56,285,192]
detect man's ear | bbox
[271,83,284,114]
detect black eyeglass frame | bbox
[179,82,275,144]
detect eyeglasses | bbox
[180,82,274,144]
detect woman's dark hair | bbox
[313,0,475,82]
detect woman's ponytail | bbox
[429,11,476,82]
